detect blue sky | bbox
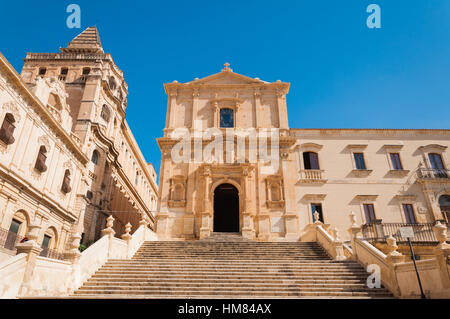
[1,1,450,174]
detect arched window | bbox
[38,67,46,76]
[0,113,16,145]
[100,104,111,122]
[91,150,99,165]
[34,146,48,173]
[303,152,320,170]
[60,67,68,75]
[82,67,91,75]
[61,170,72,194]
[219,108,234,128]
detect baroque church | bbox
[0,26,449,299]
[155,62,450,244]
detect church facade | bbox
[156,64,450,243]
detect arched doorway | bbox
[438,195,450,223]
[213,183,239,232]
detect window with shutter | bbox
[100,105,111,122]
[0,113,16,145]
[61,170,72,193]
[34,146,48,172]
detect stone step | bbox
[68,292,395,300]
[74,287,392,296]
[99,266,366,272]
[82,281,373,289]
[86,278,367,284]
[132,255,330,259]
[91,273,369,280]
[106,260,358,266]
[73,238,394,299]
[93,271,371,277]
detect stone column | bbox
[192,88,199,128]
[15,223,43,296]
[241,168,255,240]
[276,89,289,129]
[253,88,261,128]
[166,89,177,129]
[200,169,212,239]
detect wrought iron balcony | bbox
[417,167,450,180]
[361,221,449,244]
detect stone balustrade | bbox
[0,215,158,298]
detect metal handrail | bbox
[361,222,449,243]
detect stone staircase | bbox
[72,233,393,298]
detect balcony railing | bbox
[40,247,64,260]
[298,169,326,182]
[0,228,24,251]
[361,221,449,244]
[0,228,64,260]
[417,168,450,180]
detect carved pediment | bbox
[195,72,263,85]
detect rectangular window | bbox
[5,219,21,250]
[42,235,51,248]
[311,203,324,223]
[363,204,376,224]
[402,204,416,224]
[303,152,320,170]
[390,153,403,170]
[8,219,21,234]
[354,153,366,170]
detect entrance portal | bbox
[213,183,239,232]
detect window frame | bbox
[362,203,377,224]
[219,108,235,128]
[310,203,324,223]
[402,203,417,224]
[390,153,403,170]
[303,151,320,170]
[354,152,367,170]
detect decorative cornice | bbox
[303,194,327,201]
[355,194,379,201]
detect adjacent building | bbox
[0,27,158,262]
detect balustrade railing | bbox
[362,222,449,244]
[298,169,325,181]
[0,228,24,251]
[417,167,450,180]
[39,246,65,260]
